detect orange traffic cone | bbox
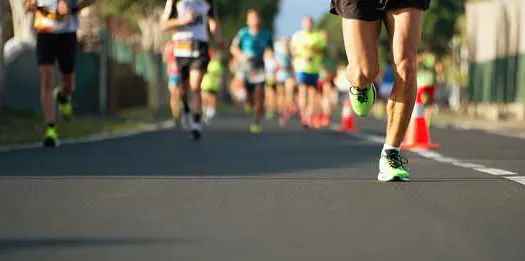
[401,100,439,150]
[340,98,356,132]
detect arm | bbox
[161,0,196,32]
[162,10,196,31]
[230,34,246,61]
[57,0,96,15]
[208,17,225,47]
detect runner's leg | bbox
[298,83,308,123]
[56,33,77,121]
[384,8,422,147]
[254,83,265,124]
[40,65,55,125]
[190,69,205,125]
[342,19,381,89]
[306,85,318,126]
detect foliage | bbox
[98,0,281,40]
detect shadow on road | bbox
[0,237,197,252]
[0,121,380,177]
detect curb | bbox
[0,120,175,153]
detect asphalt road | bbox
[1,113,524,261]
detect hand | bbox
[182,9,197,25]
[26,1,38,12]
[57,0,70,16]
[240,54,252,62]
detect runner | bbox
[330,0,430,181]
[163,38,183,126]
[416,48,438,124]
[291,16,326,128]
[26,0,96,147]
[201,50,224,124]
[228,57,248,107]
[274,37,295,126]
[161,0,223,141]
[318,30,338,127]
[264,49,279,120]
[230,9,274,134]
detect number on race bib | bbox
[247,69,266,84]
[174,40,199,58]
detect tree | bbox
[0,0,8,106]
[8,0,35,42]
[421,0,464,56]
[98,0,282,48]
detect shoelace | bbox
[349,87,369,103]
[386,152,408,169]
[378,0,390,10]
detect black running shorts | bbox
[330,0,431,21]
[175,41,211,82]
[36,33,77,74]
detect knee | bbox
[394,55,417,82]
[346,64,379,87]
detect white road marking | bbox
[474,168,517,176]
[505,176,525,186]
[350,132,522,185]
[0,120,174,153]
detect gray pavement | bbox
[0,114,524,261]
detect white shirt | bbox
[162,0,213,42]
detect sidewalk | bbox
[370,103,525,139]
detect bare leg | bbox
[298,83,308,122]
[60,73,74,96]
[284,78,296,113]
[189,69,205,119]
[384,8,422,147]
[322,82,333,117]
[265,86,275,115]
[169,86,180,118]
[254,84,265,124]
[342,19,382,89]
[276,84,285,114]
[40,65,55,124]
[306,86,318,124]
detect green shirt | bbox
[291,30,326,74]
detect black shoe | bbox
[191,129,202,141]
[43,136,59,148]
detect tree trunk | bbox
[138,13,165,110]
[9,0,35,42]
[0,0,8,106]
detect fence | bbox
[467,0,525,105]
[1,12,169,115]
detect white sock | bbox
[208,107,216,118]
[382,144,400,154]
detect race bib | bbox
[173,40,199,58]
[34,12,64,33]
[247,69,266,84]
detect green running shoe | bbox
[348,84,376,117]
[378,149,410,182]
[244,105,254,115]
[43,126,59,148]
[56,90,73,121]
[249,123,262,134]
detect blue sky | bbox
[275,0,330,37]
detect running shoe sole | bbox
[377,172,410,182]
